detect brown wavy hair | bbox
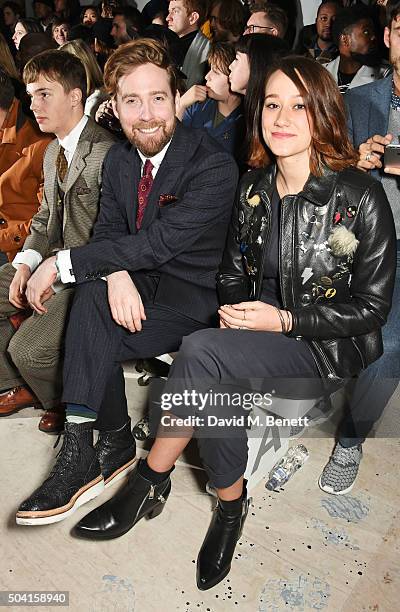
[258,55,358,175]
[104,38,178,98]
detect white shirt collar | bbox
[137,139,172,177]
[58,115,88,164]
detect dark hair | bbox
[208,41,235,76]
[0,66,15,110]
[80,4,100,24]
[236,34,289,167]
[331,6,371,48]
[258,55,358,175]
[67,23,95,44]
[387,0,400,26]
[210,0,247,39]
[113,6,146,36]
[23,48,87,105]
[16,17,42,35]
[250,3,288,38]
[2,1,22,17]
[317,0,343,18]
[51,16,70,32]
[104,37,178,97]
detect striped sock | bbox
[66,403,97,424]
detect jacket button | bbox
[13,236,21,242]
[85,273,92,280]
[295,336,302,341]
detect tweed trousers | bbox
[0,263,74,409]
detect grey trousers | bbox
[0,263,74,409]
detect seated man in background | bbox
[178,41,244,159]
[323,5,390,94]
[166,0,210,89]
[0,51,115,432]
[244,3,288,40]
[296,0,340,64]
[0,68,52,262]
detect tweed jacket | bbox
[22,117,116,259]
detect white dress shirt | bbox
[12,115,89,273]
[56,139,172,285]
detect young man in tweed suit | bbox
[0,51,116,433]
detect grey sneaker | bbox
[318,442,362,495]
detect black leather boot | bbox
[196,483,250,590]
[95,418,136,487]
[72,458,171,540]
[16,422,104,526]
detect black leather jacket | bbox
[217,165,397,381]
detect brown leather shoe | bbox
[0,386,40,416]
[38,405,66,434]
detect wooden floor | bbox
[1,368,399,612]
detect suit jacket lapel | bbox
[369,77,391,137]
[136,122,191,230]
[64,140,90,194]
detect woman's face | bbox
[83,9,98,25]
[228,52,249,95]
[12,22,27,49]
[53,23,69,46]
[262,70,312,164]
[3,7,18,27]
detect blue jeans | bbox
[340,241,400,446]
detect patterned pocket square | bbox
[76,187,92,195]
[158,194,178,207]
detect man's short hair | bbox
[317,1,342,18]
[104,38,178,98]
[207,41,236,76]
[180,0,206,25]
[331,6,370,48]
[0,66,15,111]
[22,49,87,105]
[211,0,247,39]
[113,6,146,35]
[250,3,288,38]
[387,1,400,27]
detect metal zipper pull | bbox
[149,484,155,500]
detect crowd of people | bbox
[0,0,398,593]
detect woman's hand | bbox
[218,301,292,332]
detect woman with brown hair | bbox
[72,56,396,591]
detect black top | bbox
[260,187,283,308]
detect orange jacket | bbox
[0,98,53,260]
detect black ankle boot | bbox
[95,418,136,487]
[16,422,104,526]
[72,458,171,540]
[196,483,250,590]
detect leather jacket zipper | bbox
[255,191,272,299]
[310,340,337,379]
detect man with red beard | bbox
[15,38,238,526]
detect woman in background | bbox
[229,33,288,168]
[12,18,41,51]
[61,39,106,118]
[51,17,70,47]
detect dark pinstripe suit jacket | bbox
[70,121,239,324]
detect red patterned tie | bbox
[136,159,154,230]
